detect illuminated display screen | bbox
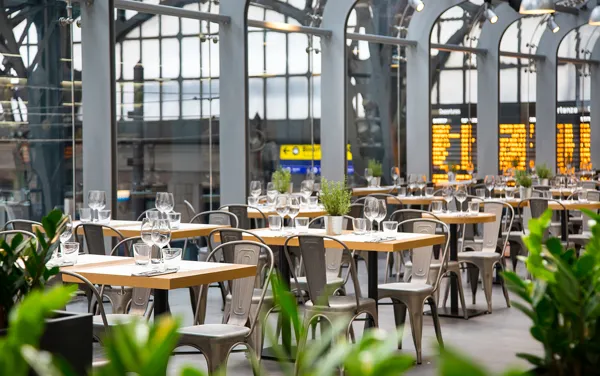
[431,106,477,183]
[556,104,591,173]
[498,103,536,173]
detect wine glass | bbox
[365,168,373,187]
[275,195,289,230]
[266,182,278,206]
[391,167,399,186]
[442,186,454,213]
[364,197,378,235]
[151,219,171,270]
[496,175,506,198]
[375,199,387,232]
[59,215,73,244]
[250,181,262,198]
[484,175,495,198]
[88,190,106,222]
[141,218,155,246]
[300,180,313,205]
[417,175,427,196]
[288,196,300,230]
[156,192,175,218]
[455,186,467,215]
[408,174,417,196]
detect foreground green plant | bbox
[0,209,67,329]
[273,167,292,194]
[503,209,600,376]
[319,178,351,217]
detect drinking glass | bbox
[505,189,515,199]
[476,188,486,200]
[248,196,259,206]
[59,215,73,244]
[431,201,443,213]
[151,219,171,270]
[79,208,92,223]
[288,196,300,228]
[268,215,282,231]
[417,175,427,196]
[168,212,181,229]
[468,202,480,215]
[309,196,318,208]
[98,209,111,224]
[155,192,173,217]
[275,195,289,229]
[163,247,182,269]
[141,218,155,246]
[425,187,434,197]
[382,221,398,236]
[398,187,407,197]
[454,186,467,214]
[353,218,367,234]
[146,210,160,220]
[484,175,495,198]
[250,181,262,198]
[88,190,106,222]
[391,167,400,186]
[363,197,378,234]
[408,174,417,196]
[442,186,454,213]
[61,242,79,264]
[295,217,309,233]
[133,243,152,266]
[364,168,373,187]
[375,199,387,231]
[266,182,278,201]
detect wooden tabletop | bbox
[386,196,444,205]
[425,212,496,224]
[215,228,445,253]
[60,255,256,290]
[248,207,328,219]
[74,221,227,240]
[352,186,395,197]
[474,198,600,211]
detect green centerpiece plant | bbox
[368,160,383,187]
[319,178,351,235]
[516,170,533,199]
[272,167,292,194]
[536,164,552,185]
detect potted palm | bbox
[536,163,552,186]
[272,167,292,194]
[368,160,383,187]
[320,178,351,235]
[516,170,533,199]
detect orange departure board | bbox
[556,105,591,173]
[581,122,591,169]
[499,122,535,172]
[431,120,475,183]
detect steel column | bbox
[81,0,116,211]
[219,0,249,204]
[320,0,356,182]
[591,35,600,168]
[405,0,465,178]
[477,3,521,176]
[536,5,595,173]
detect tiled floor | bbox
[83,258,540,375]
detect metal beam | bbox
[114,0,231,23]
[499,50,546,60]
[430,43,487,55]
[346,32,417,46]
[477,3,522,176]
[557,56,600,65]
[495,0,579,15]
[406,0,466,178]
[247,19,332,37]
[321,0,355,182]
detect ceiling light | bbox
[547,16,560,33]
[484,7,499,24]
[409,0,424,12]
[589,6,600,26]
[519,0,555,15]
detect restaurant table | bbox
[424,212,496,319]
[217,228,445,358]
[386,195,444,206]
[352,186,396,197]
[60,254,256,320]
[73,220,227,240]
[247,206,328,219]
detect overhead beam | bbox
[499,50,546,60]
[247,19,332,37]
[346,32,417,46]
[114,0,231,23]
[430,43,487,55]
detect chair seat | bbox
[292,276,344,291]
[93,314,141,327]
[179,324,251,340]
[378,282,433,295]
[458,251,501,260]
[305,295,375,312]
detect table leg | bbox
[366,251,378,328]
[561,210,568,242]
[154,289,169,320]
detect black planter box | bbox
[1,310,93,375]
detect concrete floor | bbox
[81,257,540,375]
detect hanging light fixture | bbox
[547,16,560,33]
[589,6,600,26]
[484,4,499,24]
[519,0,555,15]
[409,0,425,12]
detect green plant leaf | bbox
[439,346,487,376]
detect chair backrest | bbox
[206,240,274,333]
[218,204,266,229]
[0,230,37,251]
[397,218,450,292]
[480,202,506,253]
[308,216,354,279]
[582,181,597,190]
[3,219,42,232]
[348,203,363,219]
[74,223,125,256]
[207,228,266,264]
[389,209,441,232]
[61,271,108,327]
[183,200,197,218]
[136,209,159,221]
[588,190,600,202]
[128,287,152,317]
[191,210,239,228]
[284,235,361,308]
[109,236,141,257]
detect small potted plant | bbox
[536,163,552,186]
[368,160,383,187]
[272,167,292,194]
[515,170,533,199]
[320,178,351,235]
[447,164,459,182]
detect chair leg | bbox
[204,343,233,375]
[427,297,443,348]
[480,261,495,313]
[509,241,520,272]
[406,302,424,364]
[454,270,468,319]
[467,264,479,305]
[391,300,407,350]
[441,277,450,308]
[499,262,511,308]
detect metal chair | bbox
[456,201,514,313]
[218,204,266,230]
[0,229,37,251]
[377,218,450,364]
[184,199,197,220]
[74,223,127,256]
[189,210,239,261]
[285,235,378,354]
[570,190,600,248]
[61,271,146,344]
[2,219,42,232]
[176,240,274,374]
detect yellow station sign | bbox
[280,144,353,161]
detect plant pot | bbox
[540,178,549,186]
[520,186,533,199]
[370,177,381,187]
[325,216,344,236]
[448,172,456,182]
[0,310,93,375]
